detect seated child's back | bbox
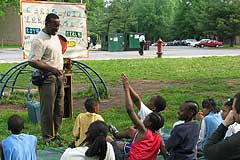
[1,114,37,160]
[166,101,200,160]
[73,98,104,146]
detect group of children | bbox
[1,74,240,160]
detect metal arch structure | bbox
[0,61,30,100]
[71,60,108,99]
[0,61,108,100]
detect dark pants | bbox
[139,42,145,55]
[39,74,64,139]
[110,141,127,160]
[87,43,90,49]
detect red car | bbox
[198,40,223,47]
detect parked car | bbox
[165,41,174,46]
[190,39,211,47]
[165,40,182,46]
[183,39,197,46]
[198,40,223,47]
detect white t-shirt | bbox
[138,102,152,121]
[173,120,184,128]
[138,102,164,134]
[225,122,240,138]
[139,35,145,43]
[60,142,115,160]
[29,31,63,70]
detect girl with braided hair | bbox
[197,98,222,151]
[60,121,115,160]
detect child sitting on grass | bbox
[71,97,104,147]
[221,98,240,138]
[197,98,222,151]
[61,120,115,160]
[110,74,167,160]
[0,114,37,160]
[109,74,166,140]
[165,101,200,160]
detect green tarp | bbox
[37,147,66,160]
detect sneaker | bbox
[53,135,65,147]
[42,136,55,144]
[54,135,65,141]
[108,125,119,138]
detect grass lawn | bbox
[222,44,240,49]
[1,56,240,149]
[0,44,21,49]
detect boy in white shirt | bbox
[109,74,166,139]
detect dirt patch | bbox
[73,80,183,112]
[0,80,183,112]
[0,104,27,112]
[225,79,240,86]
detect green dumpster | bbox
[125,33,140,51]
[108,33,125,51]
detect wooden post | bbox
[63,58,73,118]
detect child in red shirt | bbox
[121,73,167,160]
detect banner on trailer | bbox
[20,0,88,59]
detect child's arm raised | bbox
[128,83,141,110]
[122,74,141,110]
[122,74,146,135]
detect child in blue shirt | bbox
[197,98,222,151]
[0,114,37,160]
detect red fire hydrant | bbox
[156,38,163,58]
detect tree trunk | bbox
[230,36,235,47]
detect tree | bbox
[171,0,207,40]
[0,0,19,16]
[204,0,240,46]
[172,0,240,45]
[131,0,176,41]
[98,0,137,33]
[85,0,105,35]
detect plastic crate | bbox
[26,100,40,123]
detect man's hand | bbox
[49,67,63,76]
[223,110,236,127]
[29,60,63,76]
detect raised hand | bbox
[223,110,236,127]
[121,73,130,91]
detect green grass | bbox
[222,44,240,49]
[0,44,21,48]
[0,109,130,150]
[1,56,240,149]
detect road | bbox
[0,46,240,63]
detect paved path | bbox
[0,46,240,63]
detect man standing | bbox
[138,33,145,56]
[28,13,64,143]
